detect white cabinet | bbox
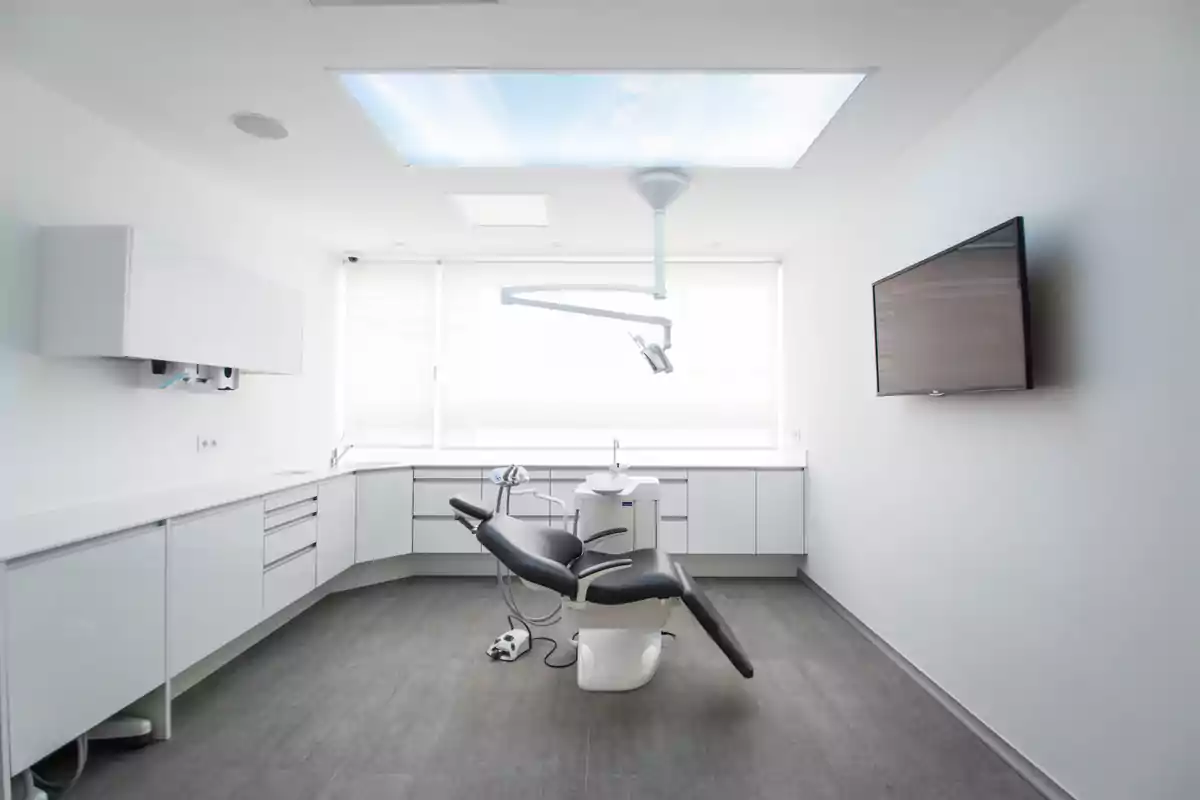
[168,500,264,675]
[686,470,757,554]
[658,518,688,554]
[262,549,317,618]
[263,517,317,565]
[38,225,303,374]
[412,470,485,517]
[413,519,482,554]
[5,526,166,774]
[656,480,689,518]
[356,469,413,562]
[755,470,806,555]
[317,475,356,583]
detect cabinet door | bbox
[356,469,414,562]
[6,526,166,774]
[755,470,806,555]
[169,500,264,675]
[658,518,688,554]
[686,470,756,554]
[413,519,483,553]
[317,475,357,583]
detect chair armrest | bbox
[574,558,634,602]
[449,495,493,521]
[583,527,628,545]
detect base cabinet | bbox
[5,526,166,774]
[755,470,806,554]
[317,475,357,583]
[686,470,757,554]
[355,469,414,562]
[168,500,264,675]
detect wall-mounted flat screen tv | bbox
[873,217,1032,396]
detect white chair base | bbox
[568,598,674,692]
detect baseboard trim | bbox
[796,568,1074,800]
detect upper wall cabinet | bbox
[38,225,304,374]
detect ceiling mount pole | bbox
[631,167,690,301]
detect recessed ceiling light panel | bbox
[340,71,865,168]
[453,194,549,227]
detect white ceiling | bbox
[5,0,1075,259]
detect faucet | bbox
[330,443,354,469]
[610,437,623,472]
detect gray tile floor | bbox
[69,577,1043,800]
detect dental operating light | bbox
[500,168,689,373]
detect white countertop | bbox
[347,448,806,470]
[0,449,804,562]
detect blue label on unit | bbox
[622,501,634,506]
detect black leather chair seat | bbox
[569,548,683,605]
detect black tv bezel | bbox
[872,216,1033,397]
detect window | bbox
[341,262,437,447]
[342,260,781,450]
[340,71,865,168]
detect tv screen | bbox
[873,217,1032,396]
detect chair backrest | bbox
[476,515,583,598]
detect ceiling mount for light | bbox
[500,169,689,374]
[631,167,690,212]
[632,167,690,298]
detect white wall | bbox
[0,67,337,517]
[787,1,1199,798]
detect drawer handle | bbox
[264,512,317,535]
[265,495,318,515]
[264,543,316,572]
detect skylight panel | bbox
[341,71,865,168]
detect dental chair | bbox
[449,495,754,691]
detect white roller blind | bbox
[342,263,437,447]
[439,261,779,448]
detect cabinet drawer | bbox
[657,480,688,517]
[413,519,482,553]
[264,483,319,513]
[262,547,316,618]
[264,516,317,565]
[413,477,484,517]
[264,498,317,530]
[658,518,688,554]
